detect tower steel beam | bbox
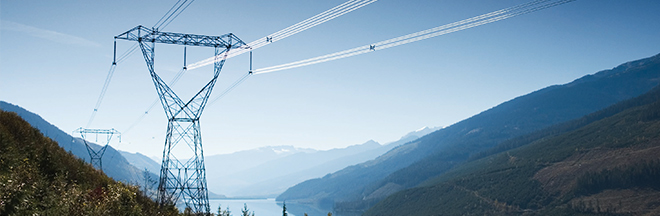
[116,25,246,215]
[73,128,121,173]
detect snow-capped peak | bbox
[415,126,430,132]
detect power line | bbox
[153,0,185,28]
[248,0,376,49]
[253,0,576,74]
[201,0,576,108]
[115,44,139,64]
[156,0,196,30]
[86,64,117,127]
[186,0,378,70]
[208,72,252,105]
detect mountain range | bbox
[119,151,161,175]
[278,53,660,214]
[202,126,440,197]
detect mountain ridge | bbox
[204,126,439,197]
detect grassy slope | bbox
[365,86,660,215]
[0,110,179,216]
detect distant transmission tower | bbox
[116,25,246,214]
[73,128,121,173]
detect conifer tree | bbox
[242,203,251,216]
[217,204,231,216]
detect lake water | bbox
[210,199,286,216]
[208,199,334,216]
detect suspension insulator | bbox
[183,46,187,70]
[113,39,117,65]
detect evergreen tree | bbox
[242,203,251,216]
[282,201,288,216]
[142,168,157,198]
[217,204,231,216]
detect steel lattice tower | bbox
[73,128,121,173]
[116,26,246,215]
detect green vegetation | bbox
[217,204,231,216]
[471,84,660,162]
[574,160,660,196]
[241,203,255,216]
[0,110,180,215]
[365,85,660,215]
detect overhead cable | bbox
[153,0,185,28]
[156,0,196,30]
[253,0,576,74]
[208,72,252,105]
[86,64,117,127]
[153,0,195,30]
[186,0,378,70]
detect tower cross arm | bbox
[73,127,121,135]
[116,25,246,48]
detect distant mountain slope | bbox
[206,145,316,176]
[230,140,401,198]
[206,140,384,197]
[279,53,660,211]
[204,145,317,196]
[0,101,149,184]
[214,140,381,197]
[204,126,440,197]
[366,85,660,216]
[0,110,178,215]
[120,150,161,174]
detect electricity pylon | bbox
[116,25,246,215]
[72,128,121,173]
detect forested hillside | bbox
[0,110,179,215]
[366,86,660,215]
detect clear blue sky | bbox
[2,0,660,157]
